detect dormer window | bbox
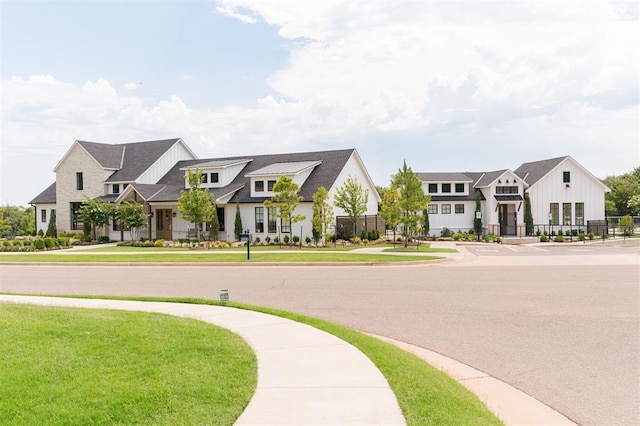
[267,180,276,191]
[211,173,219,183]
[255,181,264,192]
[112,184,120,194]
[428,183,437,193]
[442,183,451,193]
[455,183,464,193]
[201,173,208,184]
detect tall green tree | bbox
[209,208,220,241]
[333,175,368,238]
[0,205,34,237]
[234,203,243,241]
[524,193,534,235]
[178,168,216,241]
[603,167,640,215]
[473,190,483,236]
[627,194,640,215]
[264,176,305,243]
[391,161,430,247]
[312,186,333,244]
[422,209,430,237]
[79,198,112,241]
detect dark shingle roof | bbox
[29,182,56,204]
[152,149,356,203]
[77,138,182,182]
[514,156,568,186]
[474,170,509,187]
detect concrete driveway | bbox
[1,240,638,425]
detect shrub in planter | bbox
[588,232,595,240]
[292,235,300,244]
[578,233,585,241]
[34,239,45,250]
[265,236,271,244]
[254,237,261,244]
[554,235,564,242]
[305,236,311,244]
[274,236,280,244]
[539,234,548,242]
[43,238,56,248]
[283,235,290,244]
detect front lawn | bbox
[0,304,257,425]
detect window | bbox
[455,204,464,214]
[428,204,438,214]
[70,202,83,230]
[442,204,451,214]
[563,171,570,183]
[41,209,47,223]
[268,208,277,233]
[496,186,519,194]
[217,207,225,231]
[575,203,584,226]
[428,183,437,193]
[455,183,464,193]
[550,203,559,225]
[267,180,276,191]
[255,207,264,233]
[112,184,120,194]
[201,173,208,184]
[442,183,451,193]
[281,217,291,233]
[76,172,83,190]
[255,180,264,192]
[563,203,571,225]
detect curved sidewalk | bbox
[0,295,405,425]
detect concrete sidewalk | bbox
[0,295,405,425]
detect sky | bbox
[1,0,638,206]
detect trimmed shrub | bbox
[274,236,280,244]
[292,235,300,244]
[535,229,541,236]
[554,235,564,242]
[539,234,548,242]
[361,230,368,240]
[34,239,45,250]
[588,232,595,240]
[43,238,56,248]
[578,233,585,241]
[254,237,261,244]
[265,236,271,244]
[154,239,165,247]
[305,236,311,244]
[37,229,44,237]
[283,235,290,244]
[441,228,452,238]
[99,236,111,243]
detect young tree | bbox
[473,190,483,237]
[391,161,429,247]
[524,193,534,235]
[79,197,112,241]
[422,209,430,237]
[380,184,400,241]
[619,215,635,236]
[264,176,305,244]
[312,186,333,244]
[333,175,368,238]
[178,168,216,241]
[46,209,57,237]
[234,202,243,241]
[116,202,147,241]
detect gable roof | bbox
[514,156,567,186]
[245,161,322,177]
[417,172,474,182]
[29,182,56,204]
[151,148,356,203]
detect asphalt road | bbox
[1,241,638,425]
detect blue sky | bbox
[1,0,638,205]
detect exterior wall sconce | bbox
[566,184,570,188]
[172,212,177,217]
[149,212,154,218]
[498,179,502,183]
[506,179,510,183]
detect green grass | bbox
[32,295,502,425]
[0,252,440,263]
[0,304,257,426]
[382,244,458,253]
[77,244,362,252]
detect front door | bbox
[156,209,173,240]
[499,205,516,236]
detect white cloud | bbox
[1,0,638,204]
[124,82,139,90]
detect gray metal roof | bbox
[29,182,56,204]
[494,194,523,201]
[514,156,568,186]
[417,172,473,182]
[186,159,252,169]
[245,161,322,177]
[153,149,355,203]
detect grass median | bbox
[0,304,257,426]
[0,252,441,263]
[23,295,502,425]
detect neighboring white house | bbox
[30,138,380,241]
[418,156,609,236]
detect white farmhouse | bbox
[30,138,381,241]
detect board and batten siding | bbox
[137,141,196,184]
[525,158,607,226]
[328,152,380,218]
